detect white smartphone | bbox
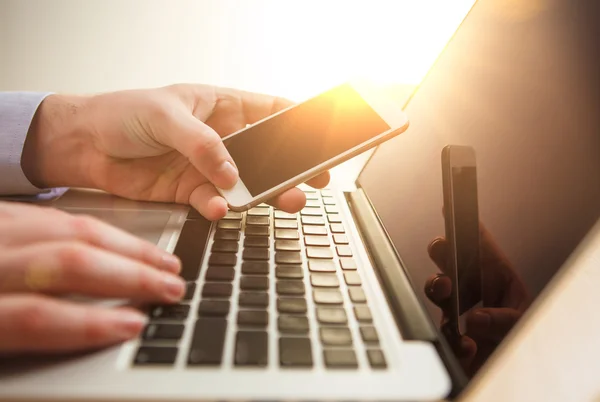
[218,80,410,211]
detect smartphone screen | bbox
[223,83,391,197]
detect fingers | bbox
[466,307,521,342]
[305,172,331,189]
[425,273,452,306]
[269,187,307,213]
[188,183,229,221]
[0,294,147,355]
[160,112,239,190]
[0,242,185,303]
[237,89,294,123]
[427,237,448,272]
[0,214,180,274]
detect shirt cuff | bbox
[0,91,58,196]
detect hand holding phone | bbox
[217,81,409,211]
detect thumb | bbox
[161,112,239,189]
[466,307,521,342]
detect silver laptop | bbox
[1,0,598,400]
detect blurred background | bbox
[0,0,474,182]
[1,0,473,100]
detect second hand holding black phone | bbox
[216,80,410,211]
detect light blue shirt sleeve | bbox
[0,92,67,200]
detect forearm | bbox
[21,94,95,189]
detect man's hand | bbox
[0,202,185,355]
[21,84,330,220]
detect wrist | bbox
[21,94,95,189]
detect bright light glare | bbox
[224,0,475,100]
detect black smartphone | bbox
[441,145,481,337]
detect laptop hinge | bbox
[345,188,468,398]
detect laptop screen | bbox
[358,0,600,378]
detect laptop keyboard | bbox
[132,188,387,370]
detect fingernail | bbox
[216,161,238,188]
[115,310,147,339]
[160,254,181,274]
[472,311,491,330]
[163,273,185,300]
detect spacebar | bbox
[173,217,211,281]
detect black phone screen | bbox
[223,84,391,197]
[451,166,481,313]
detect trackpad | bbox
[59,208,170,245]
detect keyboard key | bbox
[322,197,336,205]
[301,216,326,225]
[339,257,357,270]
[222,210,243,220]
[275,229,299,240]
[198,300,230,317]
[344,271,362,285]
[277,280,305,295]
[367,349,387,369]
[150,304,189,320]
[316,308,347,325]
[239,292,269,307]
[327,214,342,223]
[246,216,270,226]
[305,193,319,200]
[325,205,340,214]
[240,276,269,291]
[217,220,242,230]
[246,226,270,236]
[202,282,233,298]
[279,337,313,367]
[208,253,237,266]
[243,248,270,261]
[308,259,336,272]
[336,245,353,257]
[173,218,211,281]
[188,318,227,365]
[248,207,270,216]
[244,236,269,248]
[238,310,269,327]
[348,286,367,303]
[235,331,268,366]
[354,306,373,322]
[143,323,184,341]
[205,266,235,281]
[320,327,352,346]
[304,236,330,247]
[303,226,327,235]
[278,315,309,334]
[211,240,239,253]
[274,210,297,219]
[183,282,196,300]
[360,326,380,344]
[275,219,298,229]
[324,349,358,368]
[313,289,343,305]
[214,229,240,241]
[330,224,345,233]
[306,247,333,259]
[276,265,304,279]
[301,208,323,216]
[241,261,269,275]
[311,273,339,288]
[333,234,349,244]
[134,347,178,365]
[321,189,333,197]
[275,239,301,251]
[277,297,307,314]
[275,251,302,264]
[305,199,321,207]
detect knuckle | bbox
[16,300,49,334]
[55,243,90,273]
[70,215,101,243]
[137,266,158,295]
[191,135,222,160]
